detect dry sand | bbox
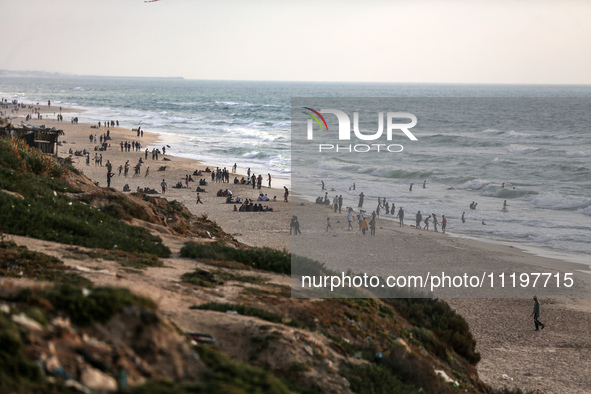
[8,106,591,393]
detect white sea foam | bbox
[529,192,591,209]
[507,144,539,154]
[460,179,491,190]
[565,151,591,158]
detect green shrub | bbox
[127,346,296,393]
[340,362,416,394]
[0,314,58,392]
[0,184,170,257]
[381,345,449,393]
[181,268,267,288]
[0,242,92,286]
[385,298,480,365]
[0,139,170,257]
[190,302,306,329]
[191,302,285,324]
[196,344,293,393]
[181,242,334,277]
[40,285,156,326]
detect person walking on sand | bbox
[423,214,430,230]
[532,296,545,331]
[291,216,301,235]
[397,207,404,227]
[369,216,376,236]
[360,217,368,235]
[145,167,150,177]
[284,186,289,202]
[415,211,422,229]
[161,179,167,194]
[196,193,203,204]
[347,209,354,231]
[441,215,447,233]
[432,213,439,232]
[326,217,334,232]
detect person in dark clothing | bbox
[415,211,422,229]
[532,296,545,331]
[106,171,114,188]
[397,207,404,227]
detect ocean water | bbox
[1,76,590,262]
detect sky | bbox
[1,0,590,84]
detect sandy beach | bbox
[8,105,591,393]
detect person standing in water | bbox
[461,212,465,223]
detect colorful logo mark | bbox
[303,107,328,131]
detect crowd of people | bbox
[311,181,466,236]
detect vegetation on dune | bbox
[386,298,481,365]
[127,344,294,394]
[14,284,156,327]
[62,246,163,269]
[181,241,291,274]
[0,312,78,393]
[340,362,418,394]
[181,268,267,288]
[0,137,65,178]
[0,136,499,393]
[190,302,307,329]
[0,241,92,286]
[181,241,335,277]
[0,137,170,257]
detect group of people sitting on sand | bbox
[257,193,275,202]
[235,200,274,212]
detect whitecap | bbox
[507,144,539,154]
[529,192,591,209]
[566,151,591,158]
[460,179,491,190]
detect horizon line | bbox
[1,69,591,87]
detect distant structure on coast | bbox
[0,123,63,155]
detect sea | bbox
[1,76,590,265]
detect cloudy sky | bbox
[1,0,590,84]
